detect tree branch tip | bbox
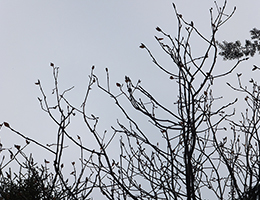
[226,82,231,86]
[156,27,162,32]
[35,79,40,85]
[139,43,146,49]
[3,122,10,128]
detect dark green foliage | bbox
[238,184,260,200]
[218,28,260,60]
[0,162,60,200]
[250,28,260,40]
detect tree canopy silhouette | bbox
[218,28,260,60]
[1,1,260,200]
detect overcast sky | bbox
[1,0,260,198]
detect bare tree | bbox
[82,1,242,199]
[222,71,260,200]
[217,22,260,200]
[1,1,258,200]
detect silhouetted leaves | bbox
[250,28,260,40]
[218,28,260,60]
[0,159,61,199]
[217,40,244,60]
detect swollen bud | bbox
[44,159,50,163]
[35,80,40,85]
[3,122,10,128]
[14,145,20,150]
[139,43,145,49]
[156,27,162,32]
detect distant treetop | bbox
[218,28,260,60]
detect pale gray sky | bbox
[0,1,260,199]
